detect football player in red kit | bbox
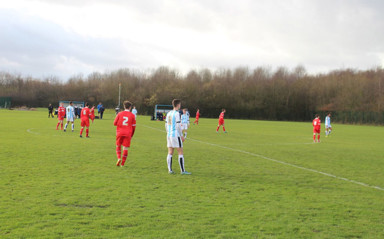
[56,103,66,130]
[193,109,200,125]
[80,102,92,138]
[114,100,136,167]
[90,105,95,123]
[313,114,321,143]
[216,108,227,133]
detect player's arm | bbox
[175,113,183,140]
[113,114,119,126]
[131,118,136,137]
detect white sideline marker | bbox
[142,124,384,192]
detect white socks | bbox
[167,154,173,172]
[178,155,185,172]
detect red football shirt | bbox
[313,118,321,130]
[114,110,136,137]
[58,106,66,117]
[196,112,200,118]
[219,112,225,120]
[90,107,95,120]
[81,107,91,121]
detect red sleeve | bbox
[113,114,119,126]
[131,115,136,137]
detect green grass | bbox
[1,109,383,238]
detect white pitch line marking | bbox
[26,128,40,135]
[141,124,384,192]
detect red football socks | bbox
[61,123,63,130]
[223,127,226,132]
[318,135,320,140]
[121,150,128,166]
[116,146,121,159]
[86,129,89,137]
[80,128,84,136]
[56,122,60,130]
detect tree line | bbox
[1,66,384,123]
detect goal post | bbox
[153,104,173,120]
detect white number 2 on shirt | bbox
[123,116,129,126]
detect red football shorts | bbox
[58,116,64,120]
[313,128,320,134]
[116,135,132,147]
[81,119,90,127]
[218,119,224,125]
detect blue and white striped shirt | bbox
[165,110,182,137]
[181,114,189,125]
[66,105,75,119]
[325,116,331,126]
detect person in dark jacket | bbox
[48,104,54,118]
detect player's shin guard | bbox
[86,129,89,137]
[178,155,185,172]
[121,150,128,166]
[167,154,173,172]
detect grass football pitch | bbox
[1,109,383,238]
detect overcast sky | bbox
[0,0,383,80]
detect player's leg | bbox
[60,120,63,130]
[64,120,69,131]
[216,124,220,132]
[313,132,316,142]
[177,146,191,175]
[222,123,226,133]
[56,120,60,130]
[80,120,84,137]
[167,147,174,173]
[86,126,89,137]
[71,121,74,132]
[329,126,332,135]
[121,146,129,166]
[116,135,122,166]
[317,133,321,142]
[80,126,84,137]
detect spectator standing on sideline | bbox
[97,102,103,118]
[48,104,54,118]
[99,104,105,119]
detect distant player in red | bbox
[114,100,136,167]
[313,114,321,143]
[193,109,200,125]
[80,102,92,138]
[216,108,227,133]
[90,105,95,123]
[56,103,65,130]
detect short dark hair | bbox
[123,100,133,109]
[315,114,319,118]
[172,99,181,107]
[222,108,226,111]
[69,101,73,104]
[85,102,89,107]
